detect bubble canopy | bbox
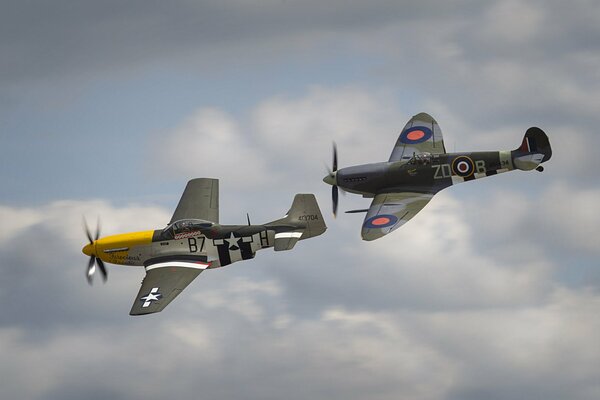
[160,219,215,240]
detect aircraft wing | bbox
[170,178,219,224]
[361,192,433,241]
[389,112,446,162]
[129,258,210,315]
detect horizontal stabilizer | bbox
[274,231,303,251]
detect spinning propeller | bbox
[324,143,339,217]
[83,218,107,284]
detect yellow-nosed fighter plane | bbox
[82,178,326,315]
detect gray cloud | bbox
[0,0,478,85]
[1,179,599,400]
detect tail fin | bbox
[512,127,552,170]
[516,127,552,161]
[268,194,327,240]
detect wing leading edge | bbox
[361,192,433,241]
[389,112,446,162]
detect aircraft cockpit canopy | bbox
[160,219,214,240]
[407,152,433,166]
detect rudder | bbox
[517,127,552,162]
[512,127,552,171]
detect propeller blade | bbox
[82,217,106,284]
[332,185,339,217]
[97,258,108,282]
[95,218,101,241]
[332,142,338,172]
[83,218,93,244]
[87,256,96,285]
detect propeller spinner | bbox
[82,218,107,284]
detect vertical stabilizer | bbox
[512,127,552,170]
[268,194,327,240]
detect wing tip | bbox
[360,228,386,241]
[411,112,436,124]
[129,311,159,316]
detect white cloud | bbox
[1,182,599,399]
[349,192,553,309]
[0,200,170,250]
[151,86,405,199]
[0,206,41,243]
[2,285,598,400]
[151,108,270,187]
[194,277,283,322]
[252,86,400,163]
[465,181,600,258]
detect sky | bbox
[1,1,600,399]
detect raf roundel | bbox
[451,156,475,177]
[364,214,399,229]
[399,126,433,145]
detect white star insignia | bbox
[140,287,162,308]
[224,232,241,250]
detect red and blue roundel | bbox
[364,214,399,229]
[399,126,433,144]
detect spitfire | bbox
[323,112,552,241]
[82,178,326,315]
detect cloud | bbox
[147,86,403,226]
[149,108,270,187]
[252,86,400,163]
[480,0,545,45]
[1,165,599,400]
[0,200,170,330]
[0,0,480,86]
[4,1,600,398]
[1,266,598,400]
[151,86,403,199]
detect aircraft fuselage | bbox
[334,150,516,196]
[82,225,281,269]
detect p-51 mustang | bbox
[82,178,326,315]
[323,112,552,241]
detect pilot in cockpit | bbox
[408,152,432,166]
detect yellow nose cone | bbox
[82,243,94,256]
